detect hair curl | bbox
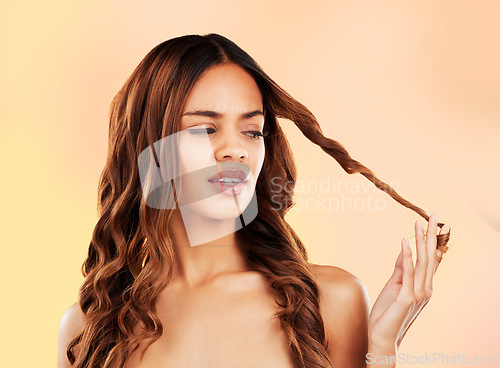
[67,33,451,368]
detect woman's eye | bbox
[187,127,216,135]
[246,131,265,139]
[186,128,264,139]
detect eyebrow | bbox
[182,109,264,119]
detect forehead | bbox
[182,63,263,116]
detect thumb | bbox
[389,247,404,282]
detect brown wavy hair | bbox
[67,33,451,368]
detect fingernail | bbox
[404,237,411,248]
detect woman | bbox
[57,33,451,368]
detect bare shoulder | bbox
[57,303,85,368]
[308,263,369,302]
[308,263,370,368]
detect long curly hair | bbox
[67,33,451,368]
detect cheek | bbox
[178,135,216,175]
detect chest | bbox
[122,278,295,368]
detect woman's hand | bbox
[367,213,451,353]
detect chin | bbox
[181,191,254,221]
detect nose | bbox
[213,129,248,162]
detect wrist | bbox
[367,333,397,354]
[366,340,397,368]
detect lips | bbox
[208,169,249,184]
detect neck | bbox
[167,209,249,288]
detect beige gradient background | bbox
[1,0,499,366]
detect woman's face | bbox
[175,62,266,221]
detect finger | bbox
[426,213,438,258]
[388,248,404,283]
[396,238,415,306]
[414,218,430,301]
[423,214,439,299]
[434,224,451,273]
[377,240,416,339]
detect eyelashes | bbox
[187,127,215,135]
[246,130,265,139]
